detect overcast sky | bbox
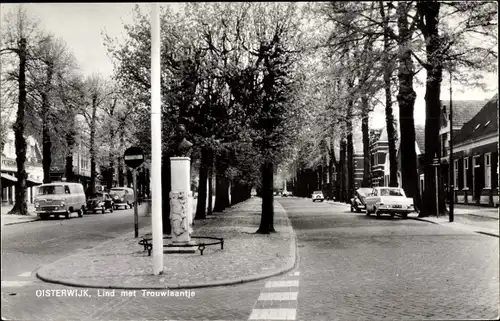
[1,3,497,128]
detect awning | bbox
[1,173,18,182]
[27,177,43,186]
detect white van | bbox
[34,182,86,219]
[109,187,135,210]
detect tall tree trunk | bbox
[42,62,53,184]
[118,129,125,186]
[107,129,116,189]
[161,152,172,235]
[361,96,371,187]
[380,0,399,188]
[418,0,445,216]
[65,129,76,182]
[9,38,28,215]
[339,138,347,203]
[397,1,422,212]
[89,94,97,195]
[195,147,209,220]
[213,152,229,212]
[257,161,275,234]
[207,151,214,215]
[346,102,354,202]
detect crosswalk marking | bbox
[1,281,32,287]
[18,272,31,277]
[258,292,298,301]
[265,280,299,288]
[249,308,296,320]
[250,271,300,320]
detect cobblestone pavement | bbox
[1,197,295,321]
[35,197,295,289]
[280,197,499,321]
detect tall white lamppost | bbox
[150,2,163,275]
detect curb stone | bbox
[408,216,499,238]
[36,201,298,290]
[2,218,39,226]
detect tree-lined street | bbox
[1,2,498,320]
[2,197,498,320]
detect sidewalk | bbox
[1,204,39,226]
[36,197,297,289]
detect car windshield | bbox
[110,189,127,196]
[38,185,65,195]
[313,191,322,195]
[379,188,404,196]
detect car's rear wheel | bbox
[402,213,408,219]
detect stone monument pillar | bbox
[170,157,193,242]
[167,123,195,251]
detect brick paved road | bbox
[3,197,498,321]
[280,197,499,321]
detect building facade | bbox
[451,95,499,206]
[1,130,43,205]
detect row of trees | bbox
[0,6,138,214]
[105,3,313,233]
[289,1,497,216]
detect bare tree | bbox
[1,6,44,214]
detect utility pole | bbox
[449,71,454,222]
[150,2,163,275]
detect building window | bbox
[473,155,480,168]
[453,159,459,188]
[463,157,468,188]
[485,153,491,188]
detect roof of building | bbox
[453,94,498,145]
[440,99,488,128]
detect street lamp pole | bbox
[449,70,454,222]
[150,2,163,275]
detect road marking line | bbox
[1,281,31,287]
[265,280,299,288]
[249,308,296,320]
[258,292,298,301]
[18,272,31,277]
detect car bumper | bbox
[378,207,413,213]
[36,208,66,214]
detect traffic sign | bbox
[124,146,145,169]
[431,158,440,166]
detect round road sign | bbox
[124,146,145,169]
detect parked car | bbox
[109,187,134,210]
[350,188,373,212]
[312,190,324,202]
[34,182,86,219]
[282,191,292,197]
[86,192,114,214]
[364,187,414,218]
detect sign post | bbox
[432,157,440,217]
[124,147,145,238]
